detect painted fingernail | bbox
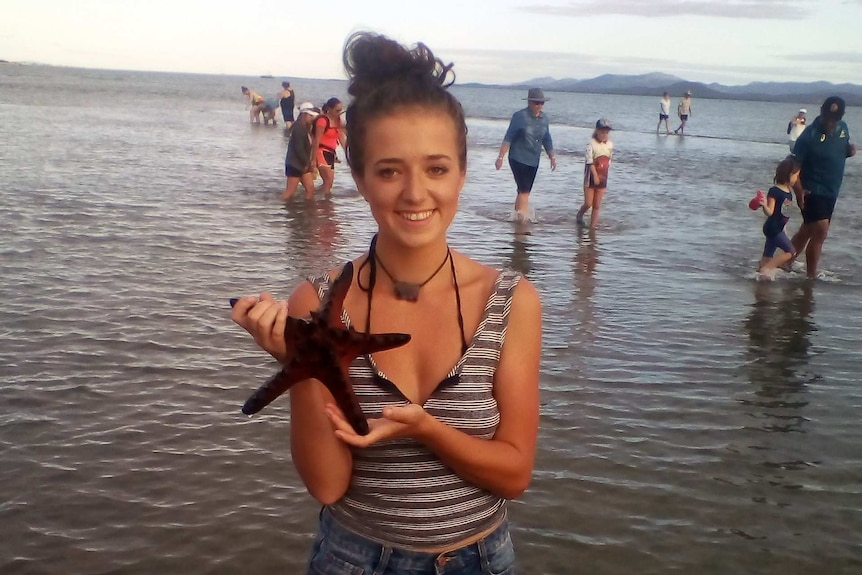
[229,298,239,308]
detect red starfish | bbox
[235,261,410,435]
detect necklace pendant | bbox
[393,282,421,302]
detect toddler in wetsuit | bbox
[756,156,800,272]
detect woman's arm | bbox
[337,124,348,149]
[232,282,353,504]
[419,279,541,498]
[495,142,511,170]
[310,118,325,167]
[287,282,354,503]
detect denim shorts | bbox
[306,507,516,575]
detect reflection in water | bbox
[743,281,816,417]
[573,227,600,337]
[282,199,341,272]
[740,281,817,496]
[508,234,533,277]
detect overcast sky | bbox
[2,0,861,86]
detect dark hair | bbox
[820,95,845,121]
[342,31,467,175]
[322,97,342,114]
[282,81,290,88]
[774,155,799,185]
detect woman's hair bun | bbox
[343,32,454,97]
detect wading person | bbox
[495,88,557,222]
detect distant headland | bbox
[464,72,862,107]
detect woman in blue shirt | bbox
[495,88,557,222]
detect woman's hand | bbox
[325,403,430,447]
[231,294,290,363]
[495,157,503,170]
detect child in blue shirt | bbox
[757,156,800,272]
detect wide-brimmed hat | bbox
[524,88,549,102]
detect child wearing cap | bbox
[576,119,614,229]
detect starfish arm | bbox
[354,331,412,355]
[239,261,411,432]
[316,355,370,435]
[319,261,353,330]
[241,363,314,415]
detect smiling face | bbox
[352,107,466,250]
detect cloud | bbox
[520,0,810,20]
[783,51,862,63]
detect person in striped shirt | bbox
[232,31,542,574]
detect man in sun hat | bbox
[789,95,856,278]
[495,87,557,221]
[787,107,807,151]
[283,102,321,201]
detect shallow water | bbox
[1,64,861,574]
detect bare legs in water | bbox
[576,186,606,230]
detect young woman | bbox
[282,102,320,201]
[311,97,348,197]
[576,118,614,229]
[231,32,541,574]
[757,156,799,273]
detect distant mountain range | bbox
[464,73,862,106]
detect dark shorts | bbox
[286,164,308,178]
[583,164,607,189]
[801,193,836,223]
[763,230,794,258]
[659,113,669,120]
[281,102,295,122]
[679,114,689,121]
[307,507,515,575]
[509,158,538,193]
[318,148,336,169]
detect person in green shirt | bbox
[789,96,856,279]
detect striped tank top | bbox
[309,268,522,549]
